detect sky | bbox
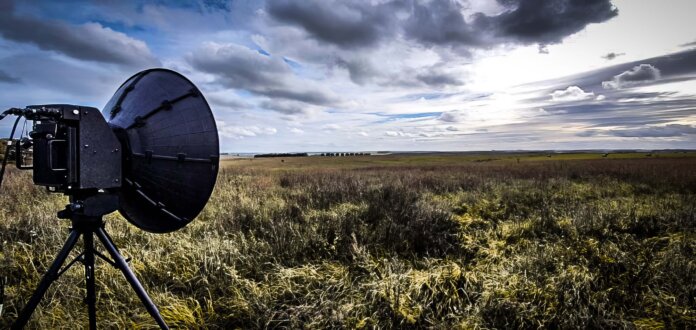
[0,0,695,153]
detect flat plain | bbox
[1,152,695,328]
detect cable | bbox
[1,108,24,120]
[0,115,22,189]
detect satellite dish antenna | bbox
[0,68,219,329]
[104,68,219,233]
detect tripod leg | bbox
[83,232,97,330]
[12,230,81,330]
[95,228,169,330]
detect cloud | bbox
[336,56,465,87]
[206,91,253,111]
[334,57,381,85]
[550,86,595,102]
[446,126,459,131]
[290,127,305,134]
[573,123,696,139]
[0,1,159,67]
[403,0,484,49]
[0,53,121,100]
[0,69,20,83]
[260,99,314,115]
[595,94,606,101]
[358,131,369,137]
[416,70,464,87]
[538,49,696,93]
[602,52,625,60]
[217,120,278,139]
[602,64,661,89]
[266,0,618,52]
[187,42,339,106]
[680,40,696,48]
[266,0,394,48]
[575,130,598,137]
[472,0,618,46]
[322,124,341,131]
[609,124,696,138]
[438,110,467,123]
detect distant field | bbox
[222,151,696,170]
[1,154,695,328]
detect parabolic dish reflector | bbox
[103,68,219,233]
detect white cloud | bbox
[550,86,595,102]
[290,127,305,134]
[217,120,277,139]
[322,124,341,131]
[596,94,606,101]
[602,64,661,89]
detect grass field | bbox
[1,153,695,328]
[222,151,696,170]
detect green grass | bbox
[1,155,695,328]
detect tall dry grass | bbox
[1,158,695,328]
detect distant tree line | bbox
[318,152,370,157]
[254,153,309,158]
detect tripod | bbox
[11,214,169,330]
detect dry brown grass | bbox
[1,156,695,328]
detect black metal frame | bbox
[11,214,169,330]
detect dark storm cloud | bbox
[0,69,20,83]
[403,0,484,48]
[478,0,618,46]
[266,0,618,50]
[266,0,396,48]
[0,0,159,67]
[602,64,661,89]
[187,42,339,106]
[602,52,625,60]
[406,0,617,48]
